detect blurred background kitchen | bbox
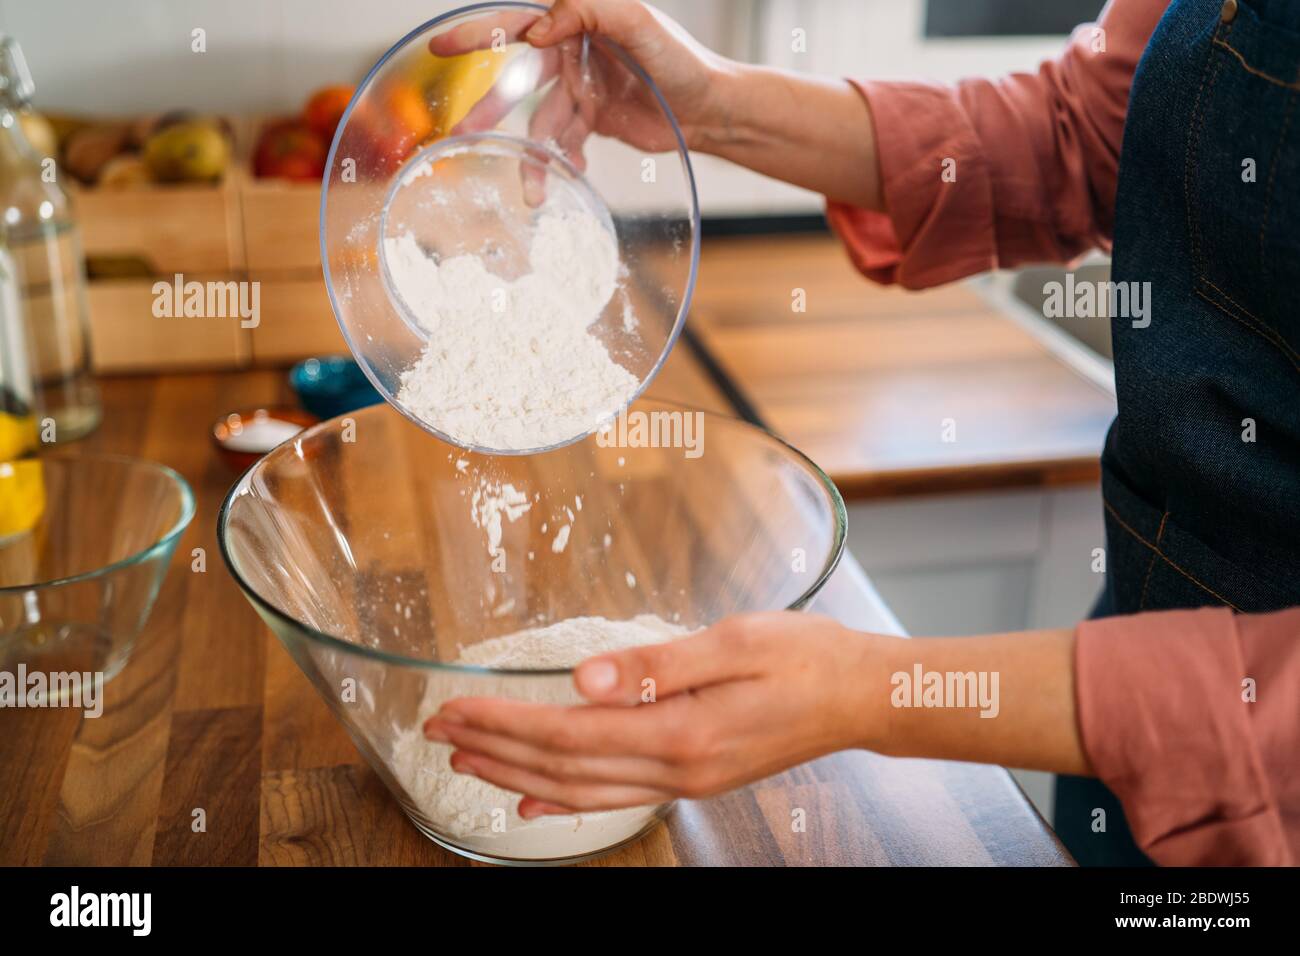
[4,0,1106,215]
[0,0,1115,820]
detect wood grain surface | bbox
[688,234,1116,498]
[0,338,1071,866]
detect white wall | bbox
[0,0,739,114]
[0,0,1075,215]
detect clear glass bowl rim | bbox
[0,452,197,594]
[317,0,703,456]
[216,400,847,676]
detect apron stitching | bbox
[1211,38,1300,91]
[1137,511,1171,610]
[1194,284,1300,370]
[1102,500,1243,611]
[1184,21,1230,277]
[1183,18,1300,371]
[1259,86,1297,267]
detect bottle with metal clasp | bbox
[0,33,100,442]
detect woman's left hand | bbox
[423,612,890,818]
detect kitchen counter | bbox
[0,341,1071,866]
[687,234,1117,498]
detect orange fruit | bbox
[302,85,355,142]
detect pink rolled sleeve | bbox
[827,0,1168,289]
[1076,608,1300,866]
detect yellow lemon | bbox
[0,456,45,540]
[437,49,505,133]
[0,409,37,461]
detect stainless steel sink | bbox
[971,255,1116,394]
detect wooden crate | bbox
[70,115,248,276]
[238,115,320,275]
[249,274,347,363]
[241,178,321,274]
[69,114,391,371]
[238,115,340,363]
[75,179,242,275]
[70,115,246,372]
[87,278,250,372]
[73,114,340,372]
[80,171,251,373]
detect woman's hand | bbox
[423,612,890,816]
[519,0,734,152]
[429,0,733,205]
[429,0,884,209]
[424,613,1093,817]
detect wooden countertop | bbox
[686,234,1116,498]
[0,344,1071,866]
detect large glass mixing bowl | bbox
[320,2,700,455]
[218,400,845,864]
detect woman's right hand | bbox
[519,0,733,151]
[429,0,733,199]
[430,0,884,211]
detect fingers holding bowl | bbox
[449,750,673,812]
[427,10,541,57]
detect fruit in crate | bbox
[142,120,230,183]
[64,123,131,183]
[50,113,231,186]
[43,111,88,152]
[253,119,327,181]
[126,111,234,150]
[17,110,56,159]
[303,85,354,141]
[127,113,163,149]
[97,153,151,189]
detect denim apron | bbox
[1053,0,1300,865]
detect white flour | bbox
[386,206,639,451]
[387,614,687,861]
[469,480,531,557]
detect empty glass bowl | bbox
[320,1,700,455]
[218,400,845,864]
[0,454,195,697]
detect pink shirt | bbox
[826,0,1300,866]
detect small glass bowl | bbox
[0,453,195,697]
[319,1,701,455]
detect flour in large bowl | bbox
[388,614,688,861]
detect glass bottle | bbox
[0,34,100,441]
[0,242,44,546]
